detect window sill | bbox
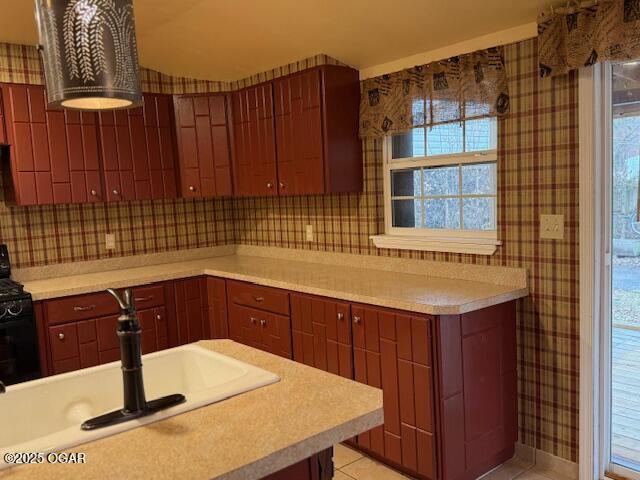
[370,235,501,255]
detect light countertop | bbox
[20,252,529,315]
[0,340,383,480]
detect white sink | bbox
[0,344,279,464]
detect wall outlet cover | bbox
[540,214,564,240]
[305,225,314,242]
[105,233,116,250]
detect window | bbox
[371,117,501,255]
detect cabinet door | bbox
[173,93,232,198]
[206,277,228,339]
[351,305,436,479]
[99,109,135,202]
[290,293,352,378]
[274,69,324,195]
[174,277,209,344]
[0,88,6,144]
[1,84,103,205]
[143,93,178,199]
[232,84,277,197]
[227,302,292,359]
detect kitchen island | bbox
[0,340,383,479]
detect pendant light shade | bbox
[34,0,142,110]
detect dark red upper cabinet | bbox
[231,83,278,197]
[98,109,135,202]
[98,93,178,202]
[1,83,103,205]
[0,88,6,145]
[143,94,178,199]
[173,93,233,198]
[232,65,362,198]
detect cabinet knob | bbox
[189,185,195,192]
[353,316,361,324]
[112,189,119,195]
[267,183,273,189]
[156,314,162,321]
[260,319,267,327]
[90,189,97,196]
[337,312,344,321]
[279,182,286,189]
[58,333,65,340]
[253,296,264,303]
[250,317,257,324]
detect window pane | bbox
[392,128,425,158]
[427,122,463,156]
[462,162,496,195]
[425,198,460,229]
[391,168,421,197]
[463,197,496,230]
[424,165,459,196]
[392,199,422,227]
[465,117,497,152]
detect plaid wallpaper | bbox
[233,38,580,462]
[0,44,339,267]
[0,40,579,461]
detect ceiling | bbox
[0,0,555,81]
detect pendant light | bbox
[34,0,142,110]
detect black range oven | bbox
[0,245,40,385]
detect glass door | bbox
[607,59,640,479]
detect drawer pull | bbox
[253,296,264,303]
[259,319,267,327]
[73,304,95,312]
[337,312,344,321]
[134,295,154,303]
[353,315,361,325]
[58,333,65,340]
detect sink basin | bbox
[0,343,279,463]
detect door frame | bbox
[580,61,640,480]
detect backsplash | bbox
[0,39,579,462]
[233,38,580,462]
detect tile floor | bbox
[332,443,574,480]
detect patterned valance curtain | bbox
[358,47,509,138]
[538,0,640,78]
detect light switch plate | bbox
[305,225,314,242]
[540,214,564,240]
[105,233,116,250]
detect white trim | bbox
[380,132,499,255]
[579,64,602,480]
[358,22,537,80]
[370,234,500,255]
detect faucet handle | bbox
[0,380,5,394]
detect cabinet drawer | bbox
[131,284,165,310]
[45,292,119,325]
[49,324,79,361]
[227,280,290,316]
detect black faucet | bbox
[0,381,5,394]
[81,288,185,430]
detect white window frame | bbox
[371,125,502,255]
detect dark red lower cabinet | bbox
[34,275,517,480]
[262,449,332,480]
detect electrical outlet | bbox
[105,233,116,250]
[305,225,314,242]
[540,214,564,240]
